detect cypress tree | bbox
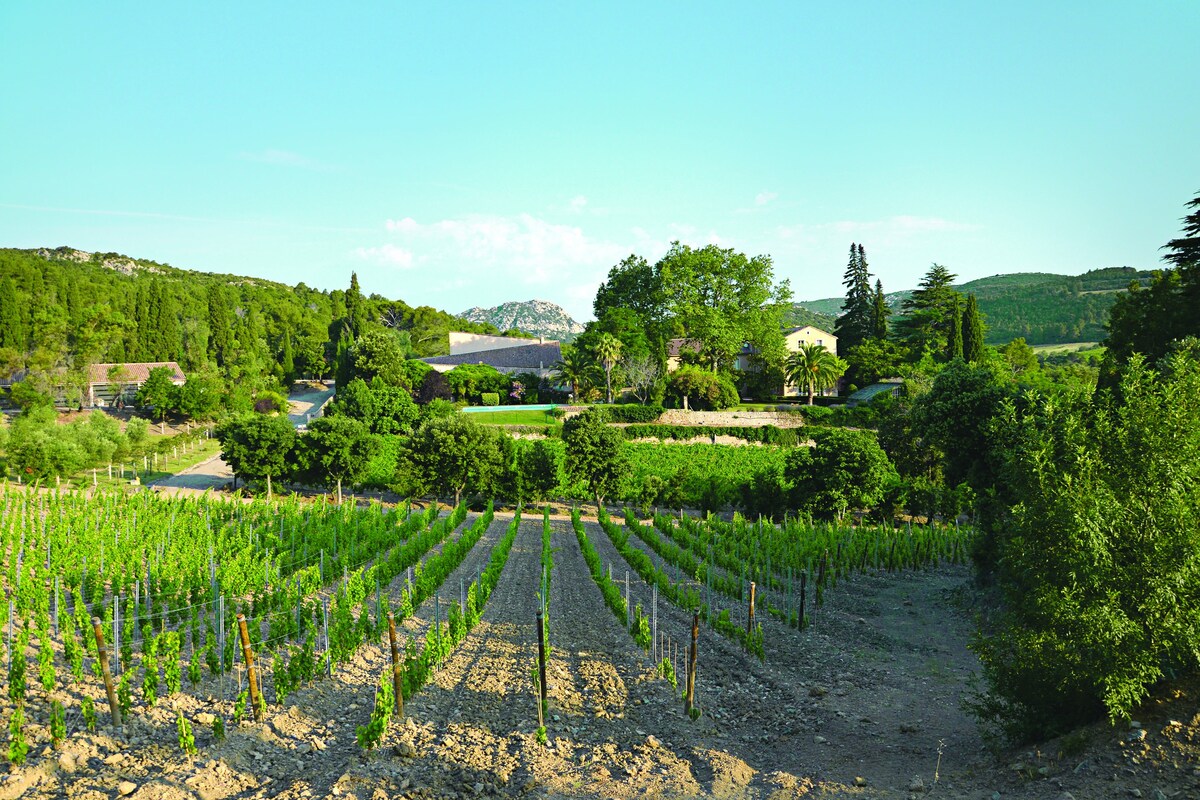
[947,296,964,361]
[345,273,368,339]
[207,285,234,368]
[280,329,295,382]
[962,293,986,363]
[871,279,890,340]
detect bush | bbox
[480,392,500,407]
[252,391,289,414]
[969,348,1200,741]
[622,424,799,446]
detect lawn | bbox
[468,409,561,426]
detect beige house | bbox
[667,326,840,399]
[87,362,186,407]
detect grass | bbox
[71,438,223,492]
[1030,342,1100,354]
[469,409,560,426]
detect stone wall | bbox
[655,409,806,428]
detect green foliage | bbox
[212,715,225,742]
[161,631,182,695]
[49,700,65,748]
[667,365,739,410]
[606,403,664,423]
[232,688,248,725]
[81,695,96,732]
[176,711,197,754]
[562,409,627,504]
[216,413,297,493]
[136,366,178,421]
[294,414,377,496]
[355,671,394,750]
[7,631,27,704]
[329,377,419,435]
[7,704,26,765]
[786,428,897,520]
[623,423,799,446]
[480,392,500,407]
[834,243,875,354]
[38,626,55,692]
[970,346,1200,741]
[399,415,506,504]
[631,603,652,651]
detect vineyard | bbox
[0,486,1190,799]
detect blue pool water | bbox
[460,404,559,413]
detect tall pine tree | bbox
[947,296,964,361]
[962,294,986,363]
[207,284,234,368]
[895,264,961,360]
[834,243,874,355]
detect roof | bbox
[785,325,835,338]
[846,380,903,405]
[420,342,563,371]
[88,362,187,385]
[666,338,702,358]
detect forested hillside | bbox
[793,266,1156,345]
[0,247,498,390]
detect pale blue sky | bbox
[1,2,1196,320]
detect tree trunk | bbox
[336,477,342,505]
[454,486,462,507]
[266,473,273,500]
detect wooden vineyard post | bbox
[236,615,263,722]
[92,617,121,728]
[799,571,807,630]
[747,581,756,634]
[685,612,699,718]
[535,609,548,726]
[387,613,404,717]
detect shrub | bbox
[480,392,500,407]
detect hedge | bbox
[606,404,664,423]
[622,423,801,446]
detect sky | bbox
[1,2,1197,322]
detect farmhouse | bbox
[86,362,186,407]
[668,326,841,398]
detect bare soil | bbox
[3,512,1198,800]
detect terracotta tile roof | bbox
[87,362,186,385]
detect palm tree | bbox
[594,333,623,403]
[551,347,600,401]
[785,343,847,405]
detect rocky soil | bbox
[3,511,1198,800]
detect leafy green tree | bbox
[445,363,508,404]
[298,415,377,502]
[1000,338,1038,377]
[786,428,897,520]
[172,372,224,420]
[414,369,452,405]
[400,415,504,505]
[206,284,234,368]
[843,338,905,389]
[667,365,738,410]
[971,345,1200,740]
[657,242,792,371]
[784,343,847,405]
[136,366,178,422]
[962,293,986,363]
[834,243,874,355]
[216,414,297,498]
[593,255,666,335]
[895,264,961,360]
[328,377,419,435]
[521,439,564,501]
[352,328,410,387]
[562,408,627,507]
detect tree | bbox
[1000,338,1038,377]
[593,255,666,333]
[656,242,792,371]
[666,365,739,411]
[298,415,377,503]
[786,428,897,520]
[136,367,177,422]
[550,347,600,400]
[328,377,419,435]
[414,370,452,405]
[400,415,503,505]
[521,439,564,502]
[173,372,224,420]
[962,294,986,363]
[946,296,964,361]
[562,408,627,507]
[895,264,961,360]
[970,345,1200,740]
[871,279,890,340]
[623,352,662,404]
[351,329,409,388]
[784,343,847,405]
[216,414,297,499]
[593,333,622,403]
[843,338,905,389]
[834,243,874,355]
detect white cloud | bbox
[754,191,779,207]
[568,195,588,213]
[354,243,415,268]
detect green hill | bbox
[793,267,1156,345]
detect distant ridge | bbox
[791,267,1156,346]
[459,299,584,341]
